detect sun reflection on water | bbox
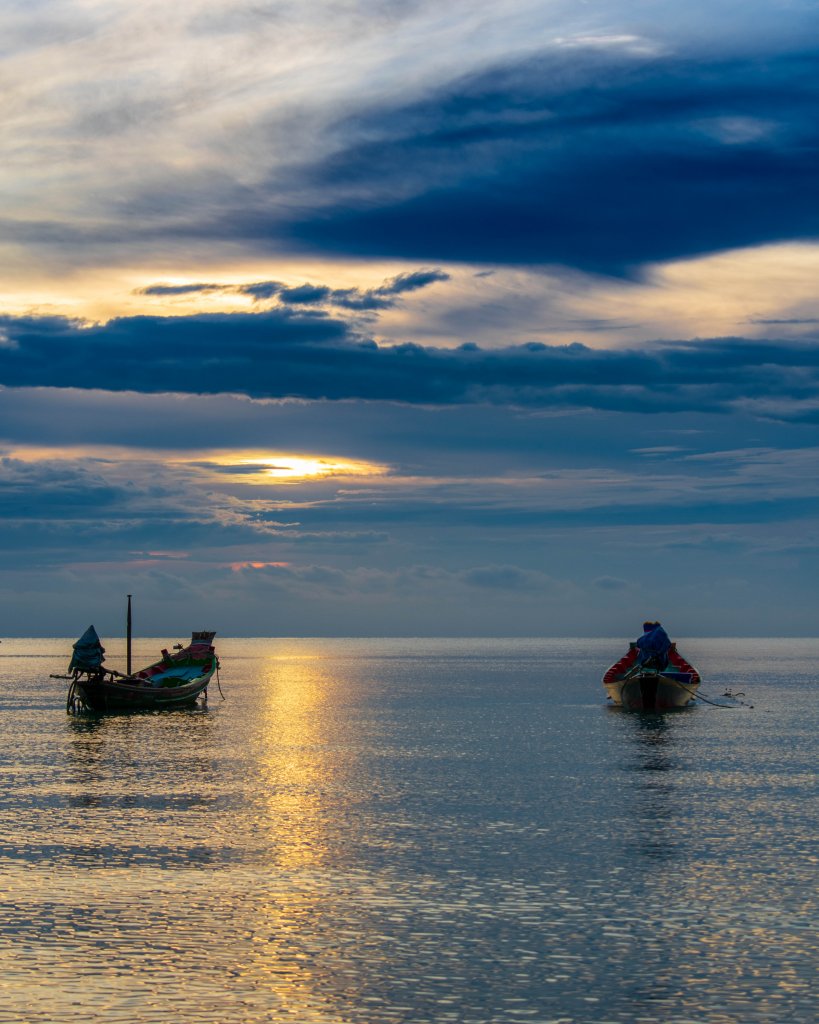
[257,648,339,871]
[233,645,364,1020]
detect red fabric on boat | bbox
[603,646,638,684]
[667,644,700,683]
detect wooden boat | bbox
[603,637,700,711]
[66,626,219,713]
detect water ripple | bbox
[0,638,815,1023]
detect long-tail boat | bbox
[65,617,219,713]
[603,623,700,710]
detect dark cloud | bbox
[277,283,333,305]
[749,317,819,325]
[235,270,451,309]
[276,46,819,273]
[378,270,450,294]
[238,281,282,300]
[6,40,818,280]
[2,311,819,416]
[139,283,227,296]
[321,269,452,310]
[137,269,450,311]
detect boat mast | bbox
[126,594,132,676]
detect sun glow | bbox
[1,444,388,485]
[227,453,388,482]
[230,561,291,571]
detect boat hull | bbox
[604,671,698,711]
[65,628,219,714]
[72,669,214,712]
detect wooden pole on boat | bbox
[126,594,132,676]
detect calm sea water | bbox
[0,637,816,1024]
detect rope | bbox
[678,680,753,709]
[620,665,753,709]
[215,660,225,700]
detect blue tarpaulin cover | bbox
[635,624,671,669]
[68,625,106,674]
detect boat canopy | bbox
[68,625,106,674]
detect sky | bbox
[2,0,819,637]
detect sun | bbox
[226,453,388,482]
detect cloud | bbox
[749,317,819,326]
[0,455,122,515]
[0,445,314,570]
[379,270,450,295]
[592,575,631,590]
[231,559,570,597]
[139,282,226,296]
[2,397,819,635]
[136,268,450,312]
[5,10,818,279]
[279,45,819,273]
[2,311,819,418]
[459,564,553,590]
[275,283,332,305]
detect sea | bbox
[0,637,816,1024]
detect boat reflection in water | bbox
[621,712,681,864]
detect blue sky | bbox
[2,1,819,636]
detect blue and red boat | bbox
[65,624,219,713]
[603,622,700,710]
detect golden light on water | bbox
[231,643,360,1019]
[257,644,342,872]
